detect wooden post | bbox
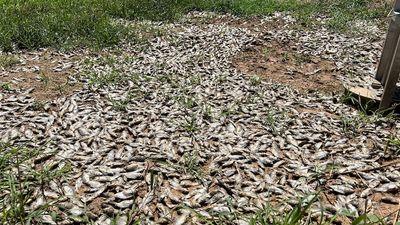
[376,17,400,84]
[376,0,400,84]
[376,0,400,109]
[380,22,400,109]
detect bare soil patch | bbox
[370,193,400,222]
[233,40,343,94]
[0,50,82,102]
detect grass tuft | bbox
[249,194,318,225]
[0,142,70,224]
[0,55,19,68]
[181,151,203,178]
[0,82,12,91]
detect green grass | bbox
[89,71,126,87]
[177,95,199,109]
[31,100,46,111]
[386,137,400,154]
[181,151,203,177]
[264,109,289,135]
[0,142,71,224]
[183,115,200,134]
[249,195,319,225]
[0,55,19,68]
[0,0,390,51]
[389,137,400,146]
[250,75,262,86]
[0,0,129,51]
[108,96,131,111]
[338,90,397,136]
[0,82,12,91]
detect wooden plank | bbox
[348,86,380,101]
[376,17,400,84]
[380,34,400,109]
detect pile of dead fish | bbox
[0,12,399,224]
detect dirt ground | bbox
[0,50,82,102]
[233,39,343,94]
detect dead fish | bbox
[329,185,354,195]
[375,182,399,193]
